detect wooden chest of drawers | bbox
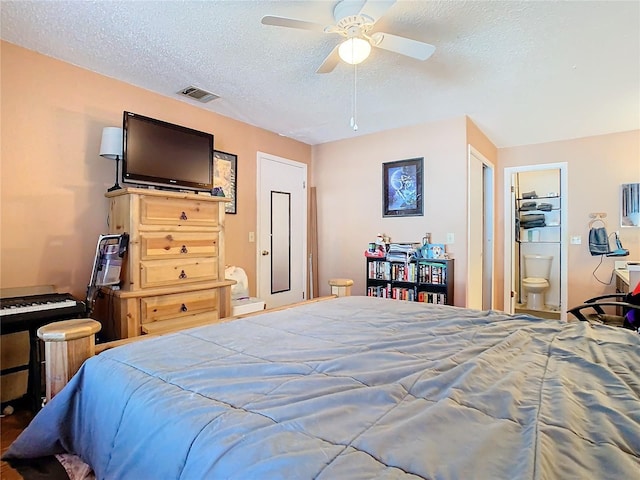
[97,188,234,339]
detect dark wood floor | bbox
[1,402,33,480]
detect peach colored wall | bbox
[466,117,498,164]
[312,117,469,306]
[0,41,311,299]
[497,130,640,310]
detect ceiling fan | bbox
[261,0,436,73]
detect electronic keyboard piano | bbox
[1,291,86,410]
[1,292,86,334]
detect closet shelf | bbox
[520,225,561,229]
[518,208,561,213]
[517,240,561,244]
[516,195,560,201]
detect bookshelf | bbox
[366,257,454,305]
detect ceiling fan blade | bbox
[371,32,436,61]
[261,15,326,33]
[316,45,341,74]
[359,0,396,24]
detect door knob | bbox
[262,250,270,256]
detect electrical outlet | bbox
[570,235,582,245]
[446,233,455,244]
[249,232,255,243]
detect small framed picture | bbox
[213,150,237,214]
[383,157,424,217]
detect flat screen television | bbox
[122,111,214,192]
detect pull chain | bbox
[350,63,358,131]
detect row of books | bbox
[419,263,447,284]
[390,263,417,282]
[367,285,415,300]
[417,291,448,304]
[366,285,447,304]
[367,261,447,285]
[368,260,391,280]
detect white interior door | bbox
[504,171,518,314]
[468,154,484,309]
[482,161,494,310]
[257,153,307,308]
[467,147,494,310]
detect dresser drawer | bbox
[140,257,218,288]
[141,311,220,335]
[140,196,218,227]
[140,288,218,324]
[140,232,218,260]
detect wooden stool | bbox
[328,278,354,297]
[37,319,101,402]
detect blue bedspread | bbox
[5,296,640,478]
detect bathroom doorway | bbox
[503,163,568,321]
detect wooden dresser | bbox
[97,188,234,339]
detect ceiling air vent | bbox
[178,86,219,103]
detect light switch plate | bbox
[570,235,582,244]
[446,233,455,244]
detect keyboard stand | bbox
[1,286,85,412]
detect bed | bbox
[4,296,640,479]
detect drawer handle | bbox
[180,211,188,221]
[180,303,188,312]
[179,270,187,279]
[180,245,188,254]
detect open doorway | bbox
[503,163,568,321]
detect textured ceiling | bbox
[1,0,639,147]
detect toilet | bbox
[522,255,553,310]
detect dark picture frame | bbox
[213,150,237,214]
[382,157,424,217]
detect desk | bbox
[614,263,640,317]
[615,268,630,294]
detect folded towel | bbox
[522,220,546,229]
[519,202,538,211]
[520,214,545,223]
[520,213,546,229]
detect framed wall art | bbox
[621,182,640,227]
[213,150,237,214]
[382,157,424,217]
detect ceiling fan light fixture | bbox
[338,37,371,65]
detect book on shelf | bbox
[391,262,417,282]
[367,283,391,298]
[418,262,447,284]
[368,260,391,280]
[391,287,416,301]
[417,291,447,304]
